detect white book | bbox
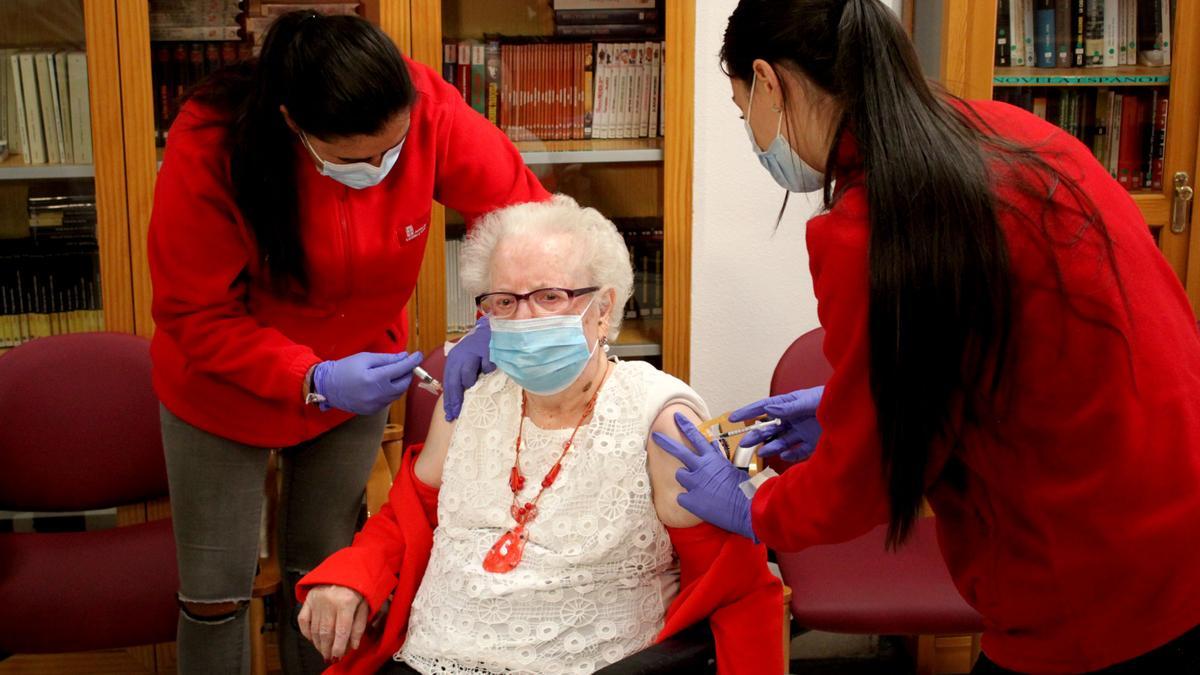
[1160,0,1171,66]
[647,42,660,138]
[608,44,622,139]
[67,52,91,164]
[600,44,614,139]
[658,41,664,135]
[53,52,73,163]
[18,53,45,164]
[620,43,634,138]
[1102,0,1119,67]
[639,42,652,138]
[1010,0,1026,66]
[33,53,61,164]
[632,44,646,138]
[1023,0,1036,67]
[7,54,26,162]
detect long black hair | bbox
[722,0,1117,547]
[187,11,415,294]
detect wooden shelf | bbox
[993,65,1171,87]
[0,154,94,180]
[515,138,663,165]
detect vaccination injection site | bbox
[2,0,1200,674]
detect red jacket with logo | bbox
[751,101,1200,672]
[149,57,548,447]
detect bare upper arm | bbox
[646,403,704,529]
[413,396,455,488]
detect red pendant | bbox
[483,527,527,573]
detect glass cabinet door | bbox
[915,1,1199,289]
[430,0,667,366]
[0,0,125,350]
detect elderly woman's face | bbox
[490,233,609,343]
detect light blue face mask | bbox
[488,300,600,396]
[300,131,404,190]
[744,72,825,193]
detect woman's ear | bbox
[751,58,784,112]
[279,105,300,134]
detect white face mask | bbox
[300,131,404,190]
[744,71,825,194]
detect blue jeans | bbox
[160,405,387,675]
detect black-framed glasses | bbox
[475,286,600,318]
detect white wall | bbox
[688,0,900,413]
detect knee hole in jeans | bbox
[179,598,249,625]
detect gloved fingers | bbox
[480,349,497,374]
[728,396,775,423]
[738,424,787,448]
[652,431,701,472]
[374,351,423,382]
[779,442,816,463]
[442,368,465,422]
[673,412,720,458]
[763,385,824,419]
[676,490,705,519]
[456,354,481,392]
[758,425,813,458]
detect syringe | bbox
[713,417,781,441]
[412,366,443,395]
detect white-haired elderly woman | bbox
[294,196,781,675]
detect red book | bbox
[1150,95,1168,191]
[456,41,471,104]
[1116,93,1143,190]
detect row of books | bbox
[443,39,664,142]
[552,8,661,39]
[445,218,664,334]
[0,236,104,348]
[152,41,252,146]
[242,2,361,49]
[996,0,1175,68]
[0,51,92,166]
[150,0,360,43]
[996,87,1167,190]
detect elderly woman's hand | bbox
[297,584,369,663]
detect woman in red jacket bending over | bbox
[656,1,1200,673]
[148,11,545,674]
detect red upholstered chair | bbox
[0,333,178,657]
[767,327,984,674]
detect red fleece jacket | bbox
[298,447,784,674]
[148,56,549,447]
[751,100,1200,672]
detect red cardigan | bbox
[148,57,549,447]
[298,447,784,674]
[752,100,1200,672]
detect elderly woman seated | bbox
[295,196,782,674]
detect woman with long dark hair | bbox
[148,11,545,673]
[655,1,1200,672]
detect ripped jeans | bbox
[160,405,388,675]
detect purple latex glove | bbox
[729,385,824,462]
[443,315,496,421]
[312,351,423,416]
[653,412,757,541]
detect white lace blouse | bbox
[398,359,709,674]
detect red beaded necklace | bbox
[482,365,611,574]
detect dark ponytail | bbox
[188,11,415,294]
[722,0,1114,548]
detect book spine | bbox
[1085,0,1104,66]
[1116,92,1139,189]
[1102,0,1119,67]
[583,42,595,139]
[1054,0,1071,66]
[485,38,501,126]
[1036,0,1057,67]
[34,54,61,164]
[149,25,241,41]
[10,55,29,164]
[1140,89,1157,189]
[1108,92,1122,178]
[53,53,73,163]
[1023,0,1037,66]
[553,9,658,24]
[456,41,471,104]
[647,42,660,138]
[1091,87,1110,163]
[442,38,457,85]
[1150,94,1167,190]
[1011,0,1027,65]
[19,54,46,164]
[500,43,511,136]
[594,43,609,139]
[554,23,659,38]
[470,42,486,115]
[997,0,1012,67]
[1072,0,1087,66]
[1160,0,1171,66]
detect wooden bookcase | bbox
[935,1,1200,313]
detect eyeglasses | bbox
[475,286,600,318]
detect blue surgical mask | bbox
[744,72,824,193]
[300,131,404,190]
[488,301,599,396]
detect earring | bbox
[600,335,610,353]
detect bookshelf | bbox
[0,0,131,352]
[935,1,1200,313]
[410,0,693,379]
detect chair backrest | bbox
[403,346,448,449]
[764,327,833,474]
[0,333,167,511]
